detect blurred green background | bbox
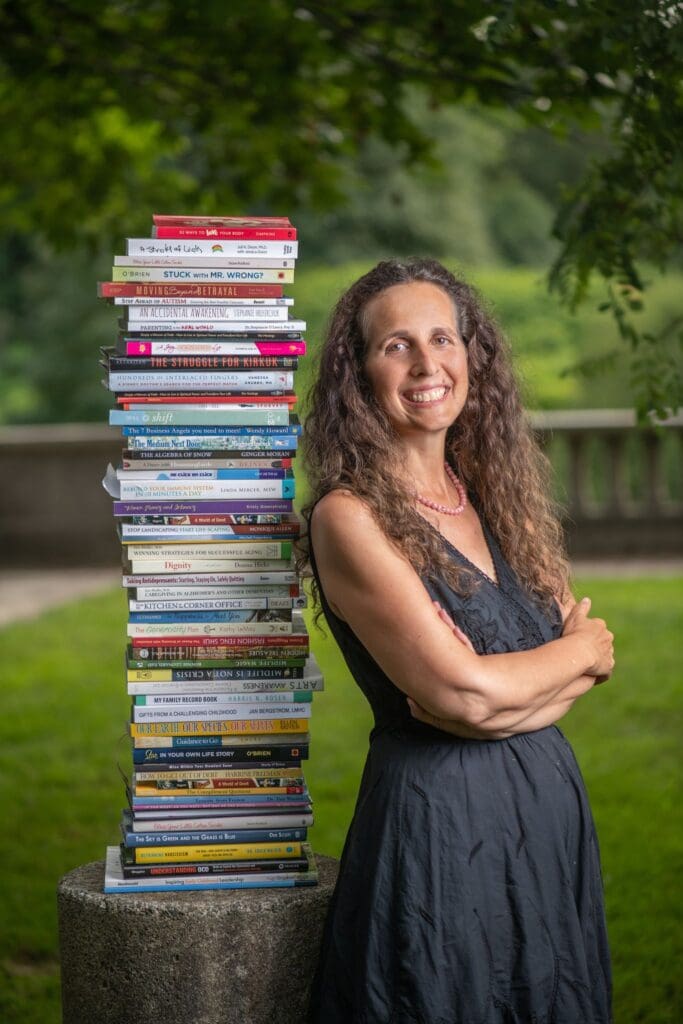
[1,5,681,1023]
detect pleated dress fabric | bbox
[307,522,612,1024]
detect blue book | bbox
[128,610,292,624]
[122,827,308,846]
[131,794,310,808]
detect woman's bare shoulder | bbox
[311,490,378,538]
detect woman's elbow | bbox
[421,675,495,729]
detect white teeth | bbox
[405,387,447,403]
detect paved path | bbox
[0,569,119,628]
[0,561,681,629]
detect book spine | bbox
[152,215,292,227]
[121,318,305,333]
[123,828,307,847]
[110,356,299,370]
[129,597,303,611]
[121,424,302,436]
[99,282,285,298]
[123,341,306,356]
[114,256,296,268]
[131,746,309,765]
[132,703,311,722]
[128,606,293,621]
[125,440,297,453]
[120,458,296,471]
[122,571,298,585]
[108,371,294,390]
[112,267,295,283]
[153,227,297,240]
[131,790,313,806]
[111,297,294,306]
[110,408,292,426]
[124,541,292,560]
[114,500,293,515]
[127,665,307,681]
[130,686,312,701]
[124,304,291,320]
[126,239,298,258]
[131,765,305,780]
[124,840,303,863]
[130,630,306,647]
[127,621,293,638]
[129,718,309,737]
[130,584,299,599]
[117,480,295,501]
[132,731,309,748]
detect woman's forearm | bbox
[431,632,597,726]
[409,674,595,741]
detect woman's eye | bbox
[386,340,408,353]
[433,335,451,346]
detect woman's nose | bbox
[410,343,439,376]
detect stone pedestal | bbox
[57,855,339,1024]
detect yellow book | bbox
[130,718,307,737]
[130,842,303,864]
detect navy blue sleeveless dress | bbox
[308,521,611,1024]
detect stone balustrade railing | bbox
[0,413,680,566]
[531,410,682,557]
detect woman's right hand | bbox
[562,597,615,679]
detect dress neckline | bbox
[422,515,503,589]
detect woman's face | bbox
[362,281,468,441]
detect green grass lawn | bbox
[0,576,681,1023]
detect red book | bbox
[98,282,285,299]
[153,227,297,241]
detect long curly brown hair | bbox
[299,258,570,608]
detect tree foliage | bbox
[0,0,681,413]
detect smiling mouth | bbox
[402,386,450,405]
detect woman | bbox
[302,258,614,1024]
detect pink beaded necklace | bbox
[415,462,467,516]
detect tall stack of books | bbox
[98,214,321,893]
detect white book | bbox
[126,239,299,258]
[133,692,312,707]
[123,318,306,332]
[115,480,294,501]
[113,267,295,283]
[127,558,292,575]
[125,305,290,321]
[108,371,294,391]
[126,813,314,832]
[114,256,296,268]
[127,677,323,695]
[126,620,294,637]
[131,584,297,600]
[129,597,305,612]
[132,702,311,722]
[124,542,289,560]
